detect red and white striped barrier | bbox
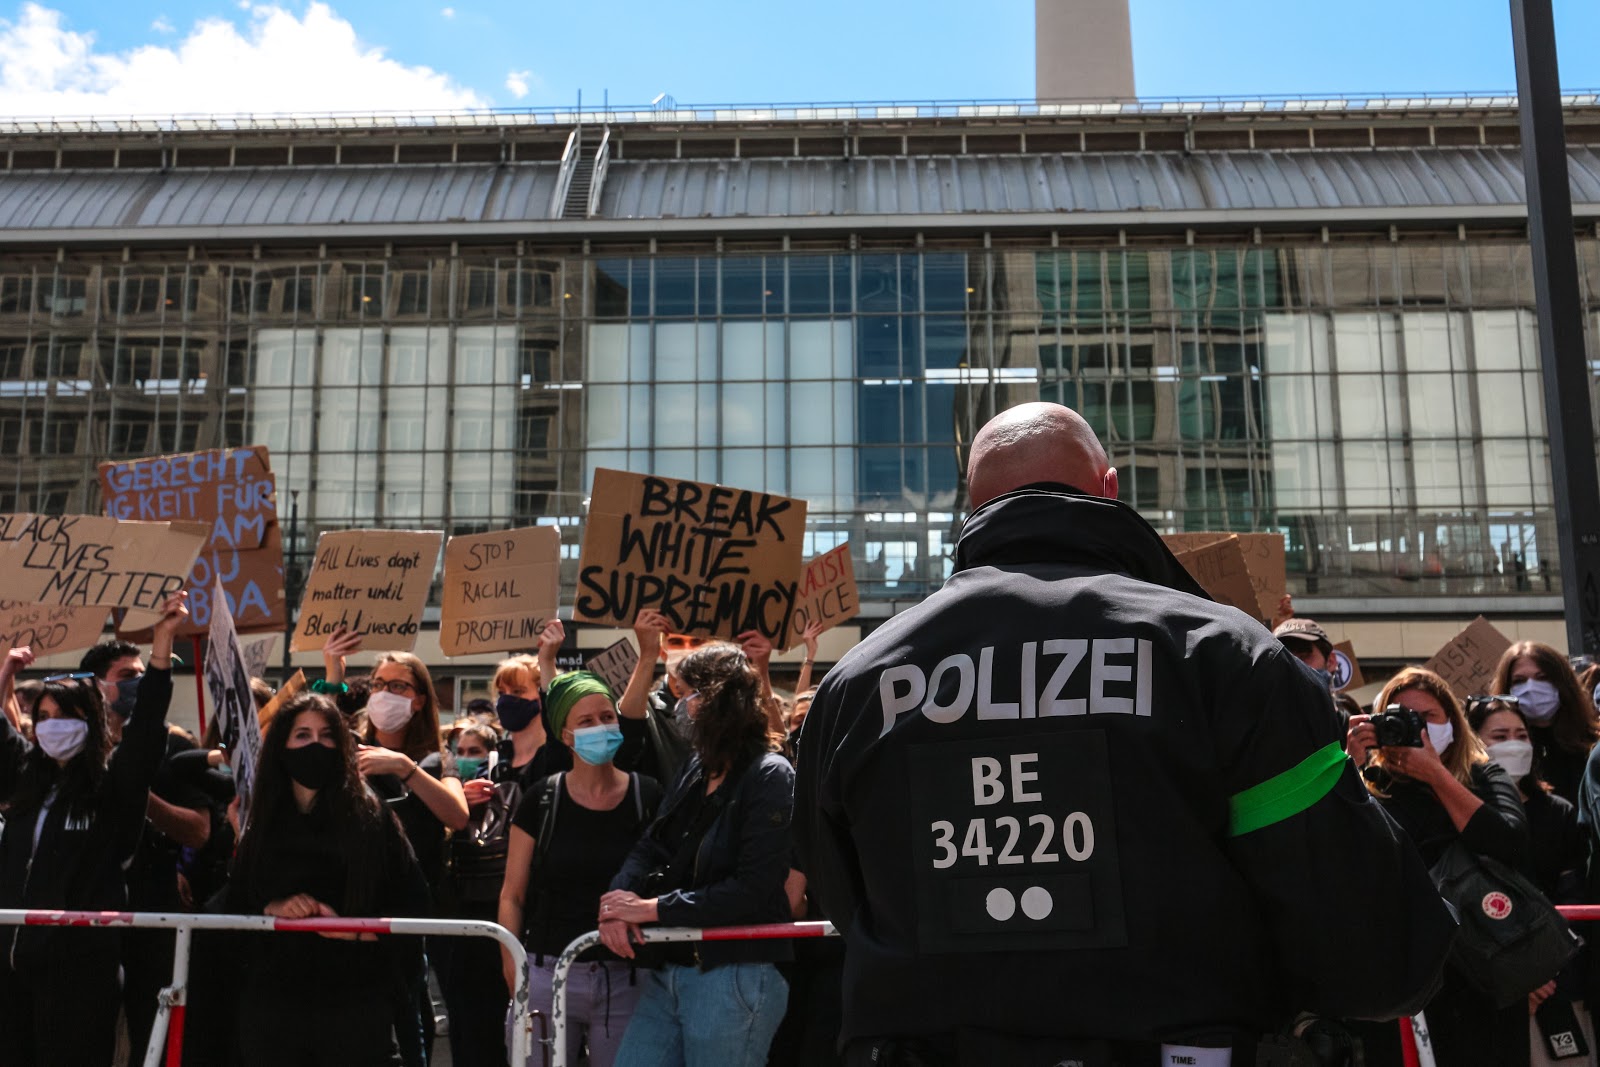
[0,908,533,1067]
[547,921,837,1067]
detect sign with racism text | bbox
[99,446,286,637]
[575,469,807,647]
[784,542,859,651]
[1168,535,1259,618]
[1423,616,1513,701]
[1162,532,1286,624]
[440,527,561,657]
[0,601,107,659]
[290,530,443,653]
[585,638,641,696]
[204,578,261,824]
[0,516,208,627]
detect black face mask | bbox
[281,742,342,790]
[496,693,541,733]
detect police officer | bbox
[793,403,1455,1067]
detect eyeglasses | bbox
[372,679,417,696]
[1466,694,1521,713]
[42,672,95,684]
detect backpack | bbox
[526,772,646,957]
[444,780,521,908]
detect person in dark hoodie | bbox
[794,402,1456,1067]
[0,590,187,1067]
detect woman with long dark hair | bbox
[228,692,427,1065]
[0,591,186,1066]
[600,642,795,1067]
[1492,641,1600,805]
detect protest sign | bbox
[1422,616,1513,701]
[290,529,443,653]
[440,527,561,656]
[0,600,107,659]
[0,516,208,626]
[240,635,276,682]
[99,446,286,636]
[586,638,641,696]
[575,469,807,647]
[1169,535,1259,617]
[258,669,306,731]
[784,542,859,651]
[204,577,261,823]
[1330,641,1364,693]
[1163,532,1286,623]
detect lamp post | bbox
[281,489,301,676]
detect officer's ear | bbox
[1100,466,1119,500]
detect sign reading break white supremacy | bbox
[439,527,561,656]
[574,469,808,647]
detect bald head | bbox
[967,403,1118,509]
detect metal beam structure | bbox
[1511,0,1600,654]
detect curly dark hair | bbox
[1492,641,1600,756]
[10,676,114,816]
[677,643,772,776]
[232,692,389,916]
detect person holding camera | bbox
[1350,667,1531,1066]
[600,642,796,1067]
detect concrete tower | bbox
[1035,0,1136,101]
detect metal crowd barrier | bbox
[546,921,837,1067]
[0,908,533,1067]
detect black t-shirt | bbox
[367,750,457,902]
[510,771,662,958]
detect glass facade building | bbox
[1,238,1595,612]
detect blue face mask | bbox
[111,676,141,718]
[496,693,541,733]
[572,724,624,767]
[456,755,487,781]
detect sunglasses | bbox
[42,671,96,684]
[1465,694,1521,714]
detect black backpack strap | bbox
[529,772,563,878]
[630,772,643,824]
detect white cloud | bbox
[150,16,174,33]
[0,1,492,115]
[505,68,530,99]
[440,6,454,17]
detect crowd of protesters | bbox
[9,574,1600,1066]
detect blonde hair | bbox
[493,654,541,695]
[1370,667,1486,791]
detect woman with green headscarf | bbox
[499,671,663,1067]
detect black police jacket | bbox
[794,487,1455,1047]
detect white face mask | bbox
[35,717,88,761]
[1485,739,1535,780]
[1511,679,1562,724]
[366,690,416,734]
[1425,720,1455,754]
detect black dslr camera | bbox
[1370,704,1425,748]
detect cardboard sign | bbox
[574,469,808,646]
[0,600,107,659]
[258,669,306,731]
[240,635,276,682]
[1163,532,1286,623]
[1330,641,1364,692]
[99,446,286,637]
[1422,616,1514,701]
[204,577,261,825]
[0,516,208,625]
[785,543,859,651]
[440,527,561,657]
[586,638,641,696]
[1169,535,1259,617]
[290,529,443,653]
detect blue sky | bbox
[1,0,1599,115]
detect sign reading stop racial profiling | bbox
[575,469,808,647]
[440,527,561,656]
[98,446,286,636]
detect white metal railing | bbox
[586,127,612,220]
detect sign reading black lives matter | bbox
[585,638,641,696]
[290,530,444,653]
[204,577,261,825]
[575,469,808,647]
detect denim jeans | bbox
[613,962,788,1067]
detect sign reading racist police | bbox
[586,637,641,696]
[440,526,561,657]
[574,469,807,647]
[204,577,261,824]
[1167,536,1259,618]
[98,446,286,636]
[290,529,443,653]
[0,600,107,660]
[1423,616,1513,701]
[784,542,859,651]
[0,516,208,623]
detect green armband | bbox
[310,679,350,696]
[1227,741,1349,837]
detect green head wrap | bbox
[544,670,616,740]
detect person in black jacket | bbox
[601,642,795,1067]
[227,690,429,1066]
[794,402,1456,1067]
[0,590,187,1067]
